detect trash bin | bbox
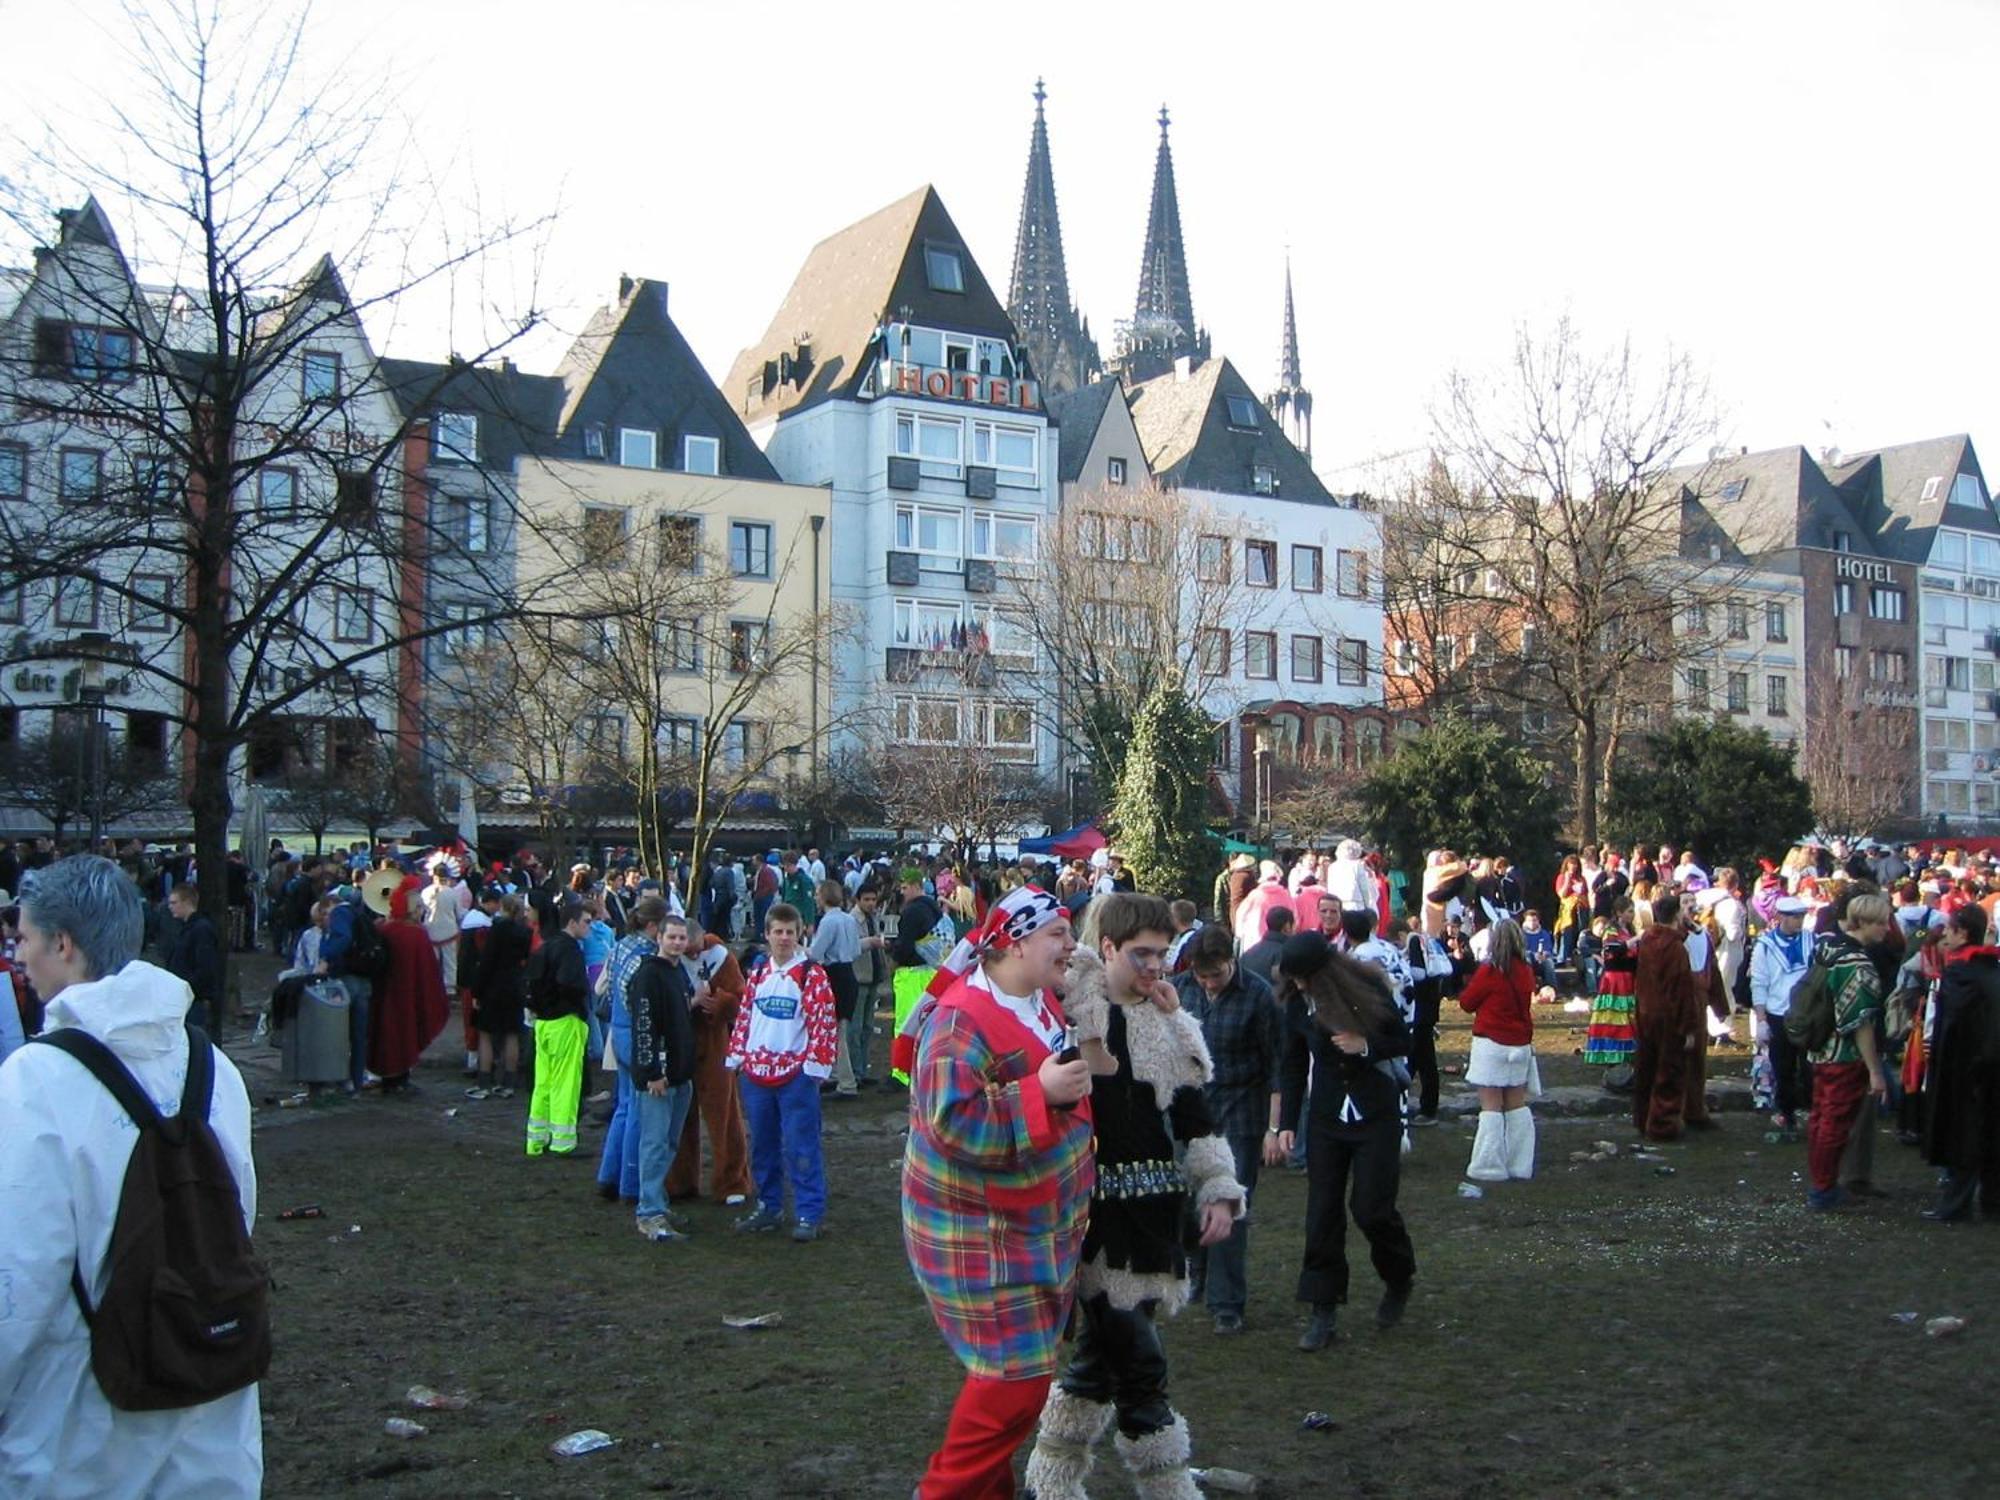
[284,979,351,1084]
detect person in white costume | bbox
[0,855,261,1498]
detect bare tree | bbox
[1800,679,1920,836]
[872,731,1052,862]
[0,2,563,954]
[272,763,347,855]
[0,718,181,842]
[1385,318,1756,844]
[1021,481,1268,794]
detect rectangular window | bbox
[132,453,171,507]
[661,717,700,760]
[1684,601,1709,633]
[1337,549,1369,598]
[1107,456,1128,486]
[1337,638,1369,686]
[1935,530,1968,569]
[682,435,721,476]
[728,620,769,674]
[1835,581,1855,615]
[1245,631,1276,680]
[1946,656,1970,691]
[302,351,340,401]
[972,421,1039,483]
[257,467,297,515]
[582,505,629,566]
[1520,624,1539,657]
[1974,535,2000,574]
[1835,646,1855,679]
[980,702,1036,757]
[970,510,1038,568]
[1870,649,1908,683]
[965,603,1034,667]
[463,496,490,553]
[128,573,172,633]
[1245,540,1277,588]
[659,514,702,570]
[619,428,657,468]
[1870,586,1905,620]
[729,520,773,578]
[1225,395,1261,429]
[1197,535,1230,584]
[1291,635,1323,683]
[1765,601,1788,642]
[433,412,478,465]
[895,696,963,746]
[0,576,23,625]
[1727,601,1749,639]
[659,616,702,671]
[334,590,374,644]
[1952,475,1985,510]
[894,597,964,652]
[1727,671,1749,713]
[923,246,964,292]
[1393,639,1417,675]
[1685,666,1710,704]
[0,443,23,501]
[1250,464,1276,495]
[1198,628,1229,676]
[55,576,99,629]
[1767,674,1788,716]
[583,423,606,459]
[896,504,964,567]
[1292,544,1323,593]
[59,449,103,503]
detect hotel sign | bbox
[1835,555,1894,583]
[880,360,1039,411]
[1920,572,2000,598]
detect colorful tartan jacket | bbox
[902,970,1096,1380]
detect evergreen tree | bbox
[1111,684,1220,902]
[1357,713,1561,894]
[1606,718,1812,873]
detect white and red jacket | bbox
[725,953,837,1086]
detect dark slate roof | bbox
[723,185,1021,424]
[1664,444,1881,560]
[378,357,567,472]
[1823,434,1993,563]
[1047,378,1120,485]
[1126,356,1333,504]
[549,277,779,481]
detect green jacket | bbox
[1808,933,1884,1067]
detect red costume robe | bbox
[370,917,450,1078]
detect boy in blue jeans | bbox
[725,903,838,1241]
[627,910,697,1242]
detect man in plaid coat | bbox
[901,887,1095,1499]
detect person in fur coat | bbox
[1026,894,1245,1500]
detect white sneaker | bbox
[725,1193,747,1207]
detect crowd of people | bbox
[1,820,1996,1497]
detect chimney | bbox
[617,273,634,302]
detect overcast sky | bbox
[7,0,1996,485]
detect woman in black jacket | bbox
[1272,931,1416,1352]
[470,894,534,1097]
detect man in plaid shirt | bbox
[1174,924,1282,1335]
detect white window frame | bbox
[1107,456,1128,486]
[619,428,658,469]
[971,420,1039,485]
[301,351,341,402]
[659,616,702,672]
[978,701,1036,759]
[1869,586,1906,622]
[966,602,1034,668]
[1245,540,1277,589]
[895,503,964,568]
[969,509,1038,570]
[433,412,478,465]
[895,695,964,747]
[894,597,965,653]
[1767,674,1789,717]
[1392,639,1417,675]
[728,619,771,674]
[683,435,721,476]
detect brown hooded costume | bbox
[1632,923,1701,1140]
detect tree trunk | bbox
[1573,712,1600,847]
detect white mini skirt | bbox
[1465,1035,1543,1096]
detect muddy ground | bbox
[240,996,2000,1499]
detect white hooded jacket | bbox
[0,960,261,1498]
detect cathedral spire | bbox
[1266,254,1313,458]
[1116,103,1207,384]
[1007,78,1099,396]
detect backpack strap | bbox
[181,1024,216,1121]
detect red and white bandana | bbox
[924,885,1067,1000]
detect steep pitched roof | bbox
[724,186,1019,425]
[1132,106,1197,350]
[1665,444,1880,560]
[554,276,779,480]
[1823,434,1992,563]
[378,356,567,472]
[1047,378,1121,485]
[1126,355,1333,504]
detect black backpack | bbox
[1782,953,1838,1053]
[340,909,391,984]
[30,1024,272,1411]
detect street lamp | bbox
[75,631,112,852]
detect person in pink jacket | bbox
[1232,863,1293,951]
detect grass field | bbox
[250,1007,2000,1499]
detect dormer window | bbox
[1225,395,1261,430]
[1251,464,1276,495]
[619,428,657,469]
[924,246,965,293]
[683,435,720,476]
[583,424,606,459]
[432,412,478,465]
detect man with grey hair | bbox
[0,855,261,1495]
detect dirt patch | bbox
[246,1000,2000,1498]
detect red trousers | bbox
[1808,1062,1870,1192]
[918,1373,1050,1499]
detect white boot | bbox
[1115,1413,1201,1500]
[1465,1109,1509,1183]
[1024,1385,1111,1500]
[1504,1106,1537,1180]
